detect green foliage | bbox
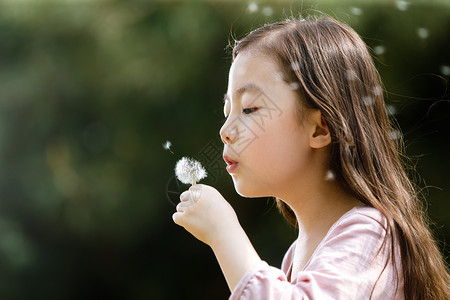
[0,1,448,299]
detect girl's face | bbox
[220,51,318,198]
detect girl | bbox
[172,15,450,299]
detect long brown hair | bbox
[232,15,450,299]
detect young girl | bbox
[172,15,450,299]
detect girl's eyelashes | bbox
[223,107,258,118]
[243,107,258,114]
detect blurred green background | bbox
[0,0,449,299]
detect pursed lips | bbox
[223,154,239,173]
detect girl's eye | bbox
[243,108,258,114]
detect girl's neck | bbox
[281,177,363,279]
[280,175,363,240]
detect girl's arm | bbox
[172,184,261,291]
[210,218,261,291]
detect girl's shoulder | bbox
[335,204,388,229]
[282,205,389,273]
[317,204,390,252]
[279,205,404,299]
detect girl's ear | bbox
[309,110,331,149]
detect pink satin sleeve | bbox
[229,206,404,300]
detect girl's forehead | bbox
[228,52,287,97]
[230,52,281,84]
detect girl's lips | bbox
[223,155,239,173]
[226,162,238,173]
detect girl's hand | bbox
[173,184,261,291]
[172,184,239,246]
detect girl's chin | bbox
[233,180,270,198]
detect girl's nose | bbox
[219,122,237,144]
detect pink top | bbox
[230,205,404,299]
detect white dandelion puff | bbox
[325,170,335,181]
[373,45,386,55]
[389,129,402,140]
[350,7,363,16]
[417,28,429,39]
[291,62,301,71]
[363,96,375,106]
[345,69,358,81]
[440,65,450,76]
[387,104,397,116]
[261,6,273,16]
[372,86,383,96]
[175,157,207,185]
[163,140,174,154]
[248,2,258,13]
[289,82,300,90]
[396,0,411,11]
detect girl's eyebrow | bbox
[223,83,263,103]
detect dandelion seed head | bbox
[175,157,207,185]
[440,65,450,76]
[374,45,386,55]
[350,7,363,16]
[417,28,429,39]
[396,0,411,11]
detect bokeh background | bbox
[0,0,449,299]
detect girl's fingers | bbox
[176,201,191,212]
[180,190,190,202]
[180,188,201,205]
[177,193,195,212]
[189,185,203,203]
[172,211,182,225]
[175,189,199,226]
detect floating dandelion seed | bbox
[387,104,397,116]
[345,69,358,81]
[325,170,335,181]
[163,141,174,154]
[417,28,429,39]
[374,45,386,56]
[363,96,375,106]
[262,6,273,16]
[389,129,402,140]
[372,86,383,96]
[440,65,450,76]
[396,0,411,11]
[289,82,300,90]
[175,157,207,185]
[291,62,301,71]
[248,2,258,13]
[350,7,363,16]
